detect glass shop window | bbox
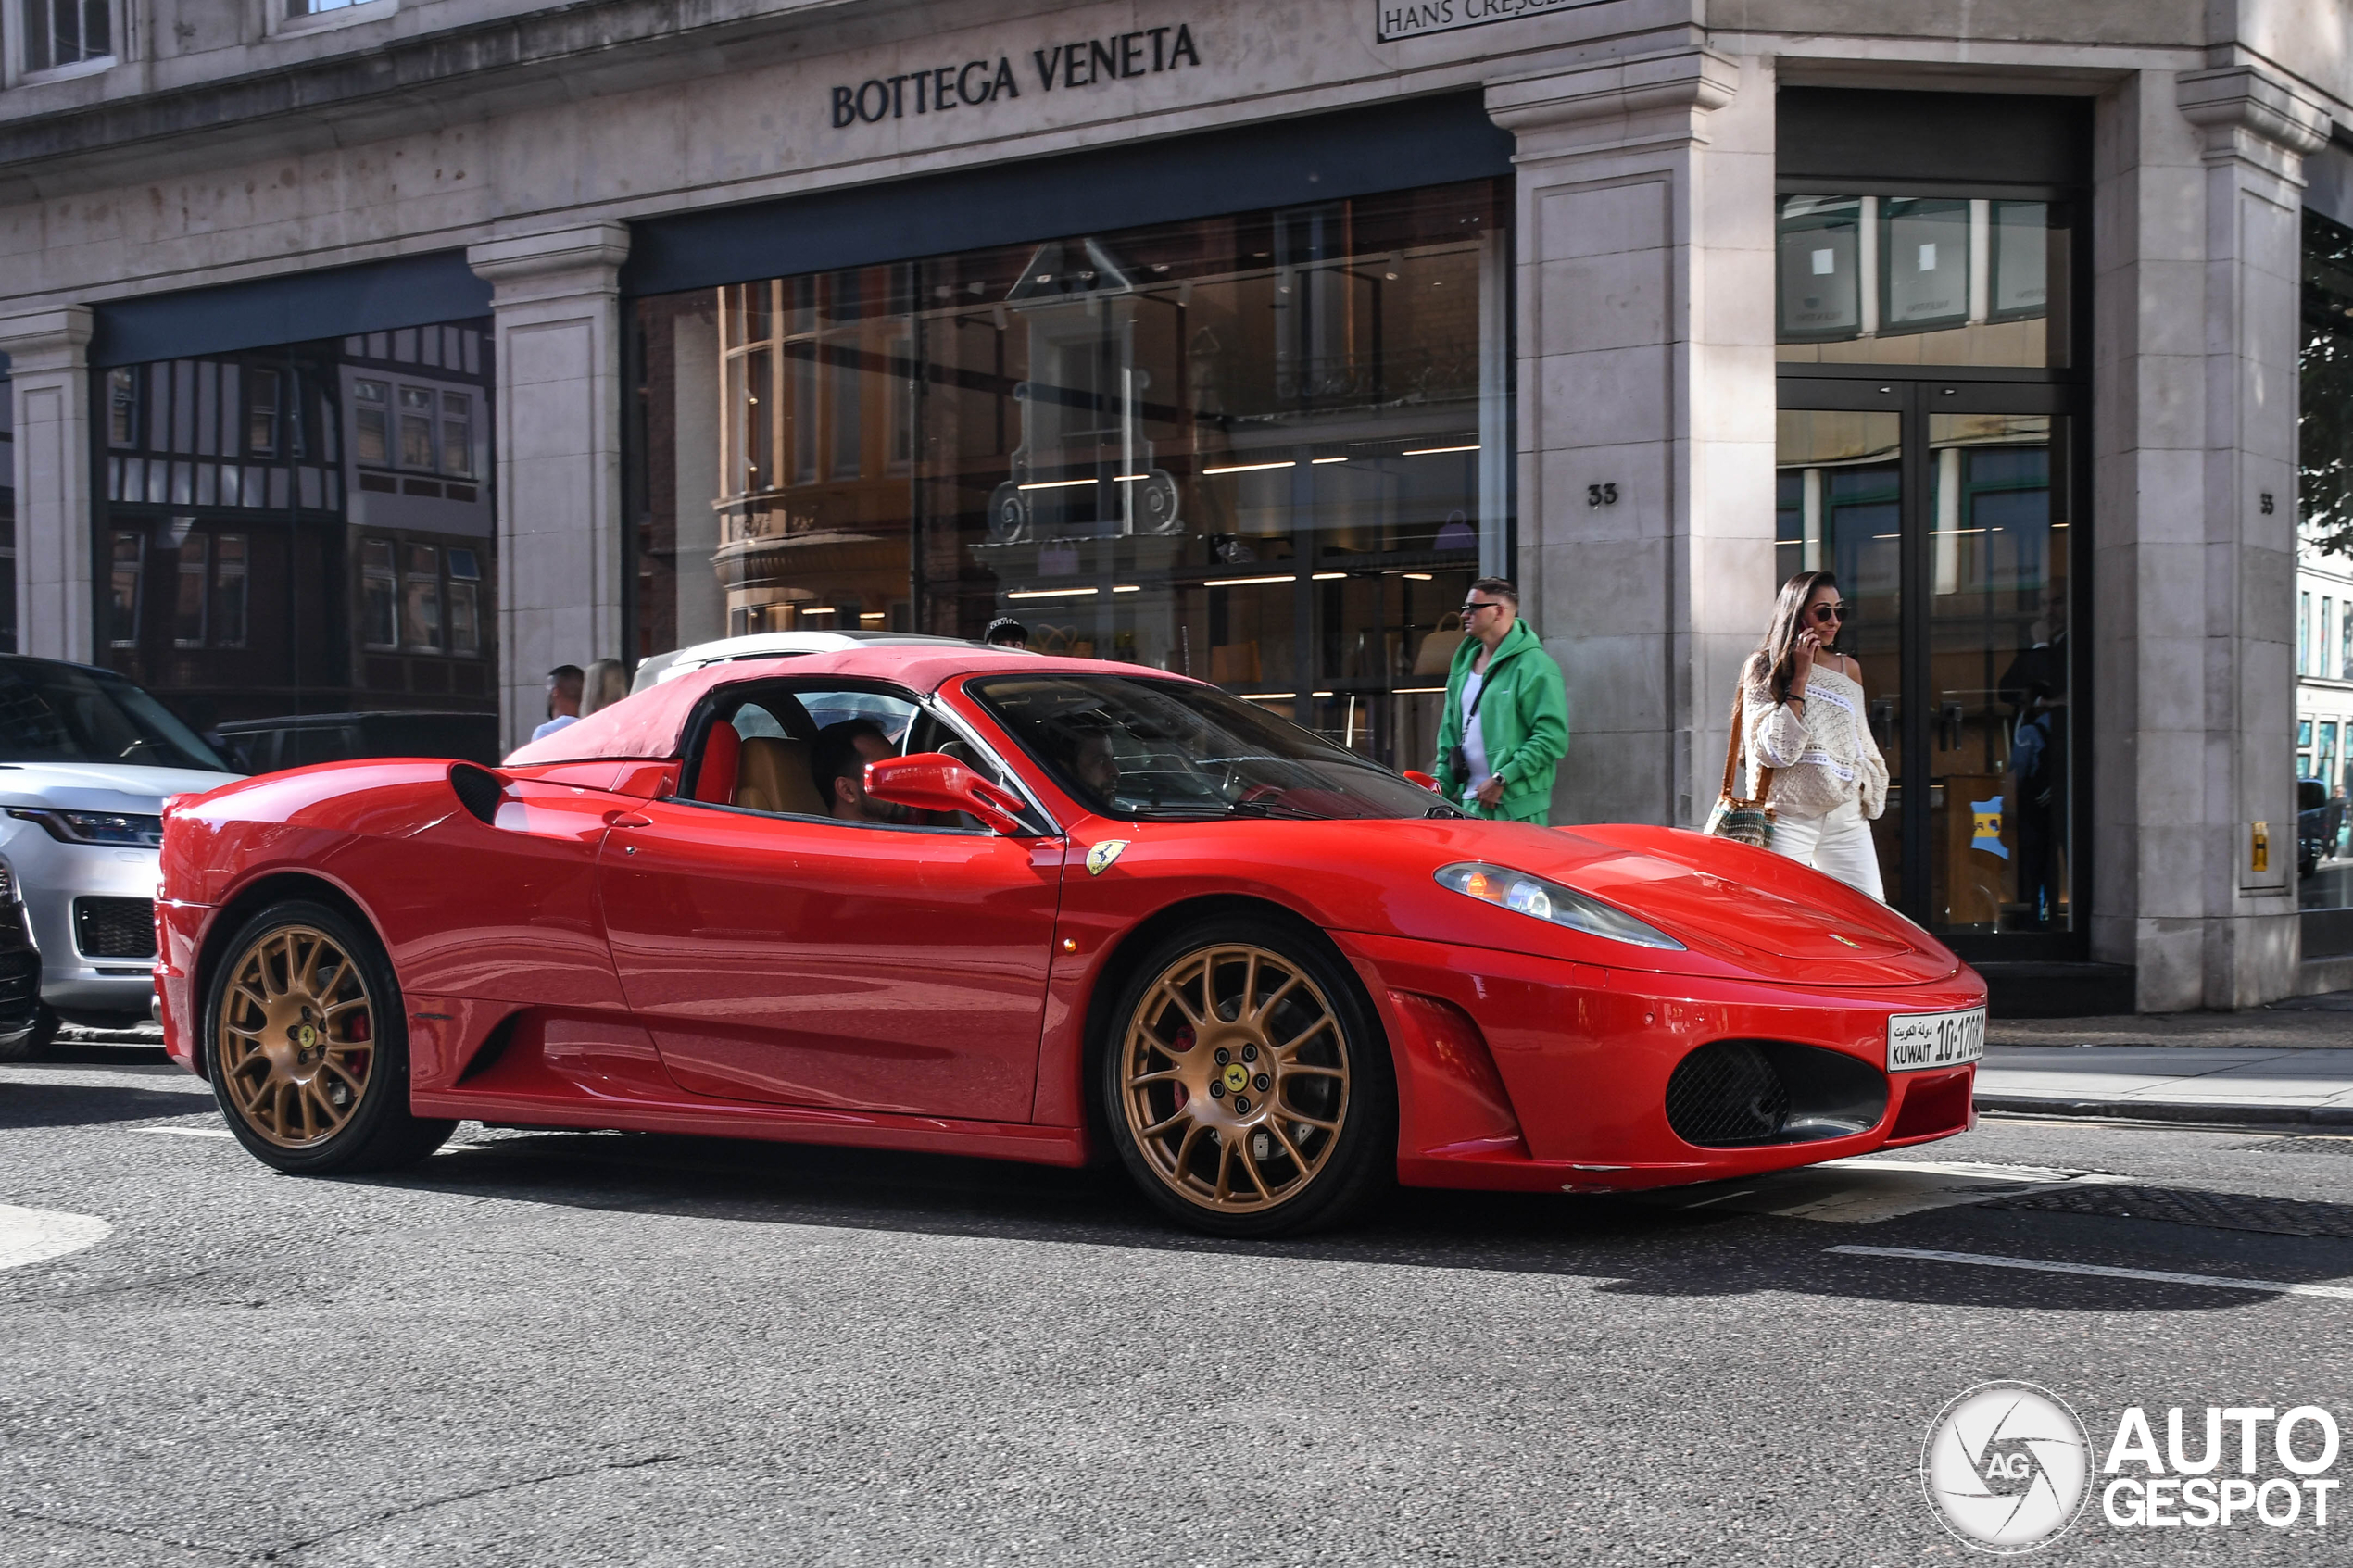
[361,539,398,649]
[246,369,280,457]
[173,532,208,647]
[108,531,143,647]
[633,179,1514,773]
[447,547,482,658]
[1778,195,2071,368]
[400,543,443,652]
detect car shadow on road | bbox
[0,1081,217,1130]
[351,1128,2342,1315]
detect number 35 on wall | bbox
[1586,483,1619,508]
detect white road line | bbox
[0,1205,110,1272]
[132,1125,486,1151]
[1831,1244,2353,1301]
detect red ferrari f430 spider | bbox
[156,646,1985,1236]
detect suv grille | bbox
[74,897,156,960]
[1665,1041,1791,1147]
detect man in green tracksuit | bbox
[1431,578,1569,823]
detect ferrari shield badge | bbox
[1085,840,1131,876]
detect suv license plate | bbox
[1887,1007,1986,1073]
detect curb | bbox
[1976,1095,2353,1129]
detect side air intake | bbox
[449,763,505,825]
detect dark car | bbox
[0,859,54,1058]
[215,711,502,774]
[2299,778,2347,879]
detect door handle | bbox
[609,812,652,829]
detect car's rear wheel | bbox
[1101,919,1392,1236]
[202,900,454,1173]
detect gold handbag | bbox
[1701,687,1776,847]
[1412,613,1466,677]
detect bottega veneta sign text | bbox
[831,24,1202,126]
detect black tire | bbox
[0,1005,56,1063]
[1100,916,1394,1237]
[201,899,454,1173]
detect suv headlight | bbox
[6,808,164,847]
[1435,861,1685,950]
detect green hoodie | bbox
[1430,618,1570,822]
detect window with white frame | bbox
[21,0,111,75]
[351,376,480,500]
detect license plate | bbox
[1886,1007,1986,1073]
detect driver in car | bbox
[1070,729,1121,804]
[811,721,912,824]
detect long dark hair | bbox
[1745,571,1841,703]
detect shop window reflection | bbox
[1777,194,2070,368]
[635,179,1510,770]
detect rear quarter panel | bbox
[162,763,630,1078]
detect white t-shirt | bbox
[1460,670,1491,789]
[531,714,580,742]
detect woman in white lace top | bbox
[1741,571,1890,898]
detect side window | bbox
[685,683,934,825]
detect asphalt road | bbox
[6,1049,2353,1565]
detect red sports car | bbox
[155,646,1985,1236]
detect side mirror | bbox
[863,753,1031,835]
[1403,770,1441,794]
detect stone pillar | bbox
[0,307,94,662]
[467,224,631,754]
[1487,48,1778,828]
[2094,68,2323,1009]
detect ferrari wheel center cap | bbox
[1221,1063,1250,1096]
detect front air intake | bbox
[1665,1039,1888,1148]
[74,896,157,960]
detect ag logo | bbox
[1085,840,1131,876]
[1922,1381,2092,1553]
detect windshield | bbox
[970,674,1461,822]
[0,662,232,771]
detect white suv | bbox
[0,657,241,1050]
[628,630,994,695]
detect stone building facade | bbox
[5,0,2353,1011]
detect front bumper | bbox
[1345,931,1986,1193]
[0,819,159,1020]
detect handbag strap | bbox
[1720,684,1774,801]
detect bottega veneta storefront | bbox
[624,98,1514,780]
[6,1,2348,1009]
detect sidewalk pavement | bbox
[1976,991,2353,1127]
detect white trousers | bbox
[1772,797,1886,901]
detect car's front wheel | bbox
[202,900,453,1173]
[1101,919,1393,1236]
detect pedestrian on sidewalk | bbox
[532,664,585,742]
[581,658,628,717]
[1431,578,1568,824]
[1740,571,1888,898]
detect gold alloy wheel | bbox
[1119,943,1351,1212]
[216,924,377,1148]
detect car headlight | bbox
[5,808,164,847]
[1435,861,1686,950]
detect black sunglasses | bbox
[1808,602,1856,623]
[1460,599,1505,616]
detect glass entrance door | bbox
[1776,379,2084,952]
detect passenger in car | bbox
[811,720,909,824]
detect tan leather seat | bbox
[734,735,828,817]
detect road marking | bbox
[0,1205,110,1272]
[132,1125,486,1151]
[1831,1244,2353,1301]
[1637,1158,2131,1224]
